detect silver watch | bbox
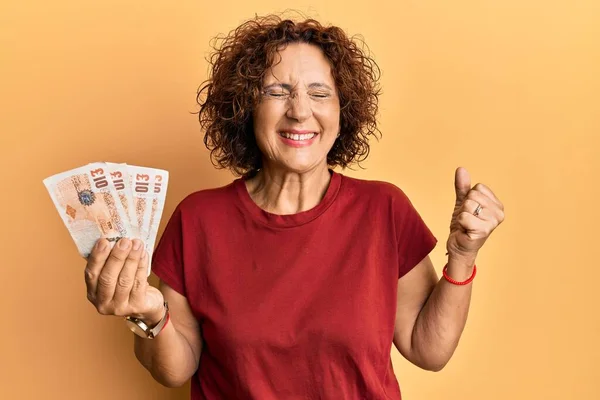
[125,302,169,339]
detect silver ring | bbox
[473,203,482,217]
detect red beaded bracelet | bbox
[442,264,477,285]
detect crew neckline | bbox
[234,170,342,229]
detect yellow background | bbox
[2,1,599,399]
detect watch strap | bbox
[148,304,170,339]
[126,301,170,339]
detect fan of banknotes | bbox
[43,162,169,275]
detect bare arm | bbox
[394,169,504,371]
[393,254,475,372]
[134,280,203,388]
[85,238,202,388]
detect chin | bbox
[275,158,324,174]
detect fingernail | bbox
[118,238,131,250]
[96,240,107,252]
[132,240,142,251]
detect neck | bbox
[245,164,332,215]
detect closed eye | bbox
[263,90,289,98]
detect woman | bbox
[84,15,504,399]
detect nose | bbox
[286,93,312,122]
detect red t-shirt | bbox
[152,170,437,400]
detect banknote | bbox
[144,168,169,263]
[128,165,156,245]
[45,162,169,275]
[126,164,169,271]
[105,162,138,238]
[43,163,133,257]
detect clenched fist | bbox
[446,167,505,260]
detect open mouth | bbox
[279,132,317,141]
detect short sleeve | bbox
[151,205,186,296]
[393,188,438,278]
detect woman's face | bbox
[253,42,341,174]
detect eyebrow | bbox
[262,82,334,91]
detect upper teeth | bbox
[281,132,316,141]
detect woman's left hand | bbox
[446,167,505,260]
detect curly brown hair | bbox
[196,14,381,177]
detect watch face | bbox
[125,319,148,338]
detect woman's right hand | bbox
[85,238,165,325]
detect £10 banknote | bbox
[43,162,169,275]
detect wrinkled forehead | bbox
[263,42,335,87]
